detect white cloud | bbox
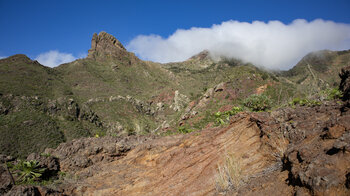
[127,19,350,70]
[78,52,87,59]
[35,50,76,67]
[0,56,7,59]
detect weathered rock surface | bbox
[87,31,139,63]
[43,135,156,174]
[2,61,350,196]
[62,113,281,195]
[50,97,348,196]
[26,153,60,178]
[0,165,13,195]
[170,90,190,111]
[252,102,350,196]
[4,185,40,196]
[3,185,64,196]
[340,66,350,101]
[2,99,349,195]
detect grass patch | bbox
[215,153,242,192]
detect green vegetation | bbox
[160,126,195,136]
[214,106,243,125]
[0,108,65,158]
[7,160,46,184]
[288,98,321,107]
[0,55,72,98]
[243,94,271,111]
[280,50,350,98]
[1,44,349,159]
[322,88,343,100]
[178,126,195,134]
[40,153,52,157]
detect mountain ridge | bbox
[1,31,350,195]
[0,31,349,159]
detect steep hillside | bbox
[0,54,70,98]
[0,55,103,158]
[1,66,349,196]
[0,31,349,159]
[280,49,350,96]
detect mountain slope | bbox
[280,49,350,96]
[3,66,349,195]
[0,55,102,158]
[0,54,71,98]
[0,32,349,159]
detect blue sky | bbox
[0,0,350,68]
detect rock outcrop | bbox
[0,165,13,195]
[170,90,190,111]
[2,101,350,195]
[87,31,138,63]
[340,66,350,101]
[60,113,282,195]
[247,102,350,196]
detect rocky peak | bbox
[87,31,128,60]
[189,50,210,61]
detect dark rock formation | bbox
[87,31,138,64]
[42,136,150,173]
[26,153,60,179]
[4,185,40,196]
[340,66,350,101]
[0,165,13,195]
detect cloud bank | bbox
[127,19,350,70]
[35,50,81,67]
[0,56,6,59]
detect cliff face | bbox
[87,32,125,58]
[87,31,138,64]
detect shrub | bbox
[322,88,343,100]
[289,98,321,107]
[178,126,194,134]
[214,106,243,126]
[261,72,268,80]
[40,153,52,157]
[243,94,271,111]
[8,160,46,184]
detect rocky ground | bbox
[1,68,350,195]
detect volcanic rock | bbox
[87,31,138,63]
[340,66,350,101]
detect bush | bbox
[289,98,321,107]
[8,160,46,184]
[178,126,194,134]
[214,107,243,126]
[322,88,343,100]
[243,94,271,111]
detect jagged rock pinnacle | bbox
[87,31,128,60]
